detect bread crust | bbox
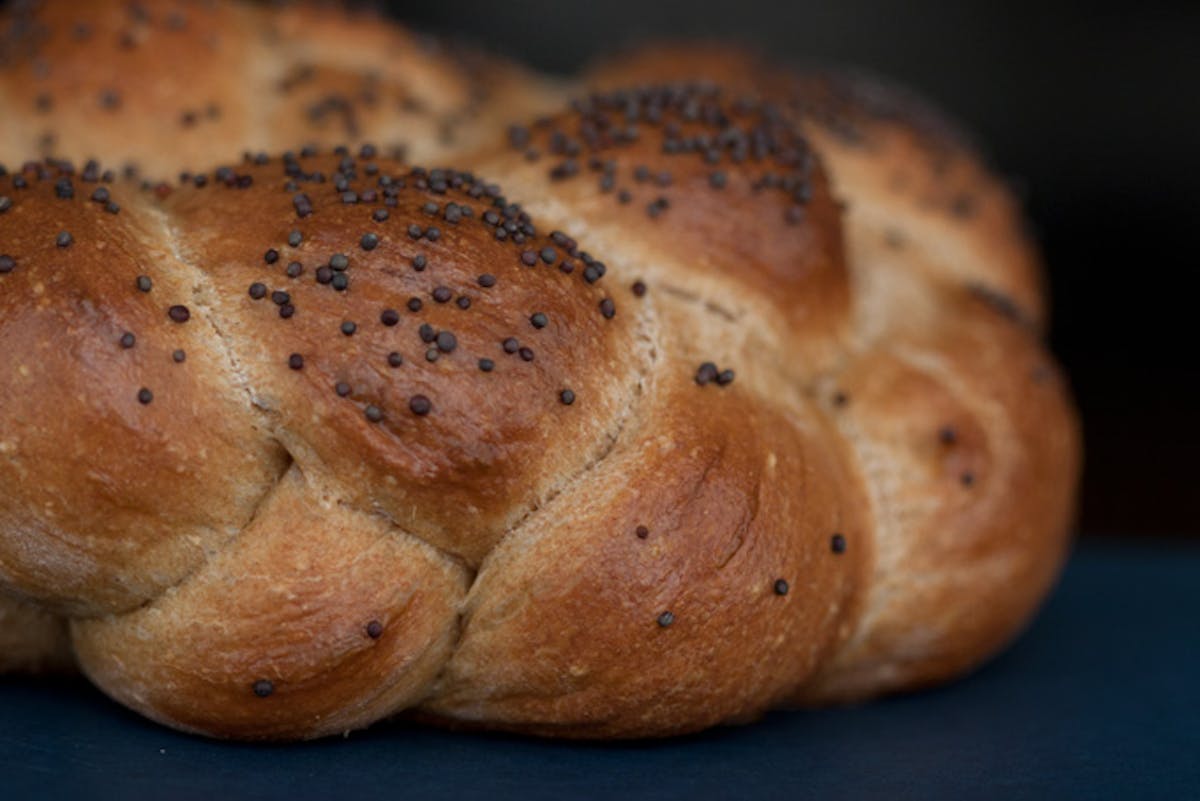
[0,0,552,176]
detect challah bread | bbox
[0,1,1079,739]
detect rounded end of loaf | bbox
[585,42,1080,707]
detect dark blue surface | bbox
[2,541,1197,801]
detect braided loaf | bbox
[0,1,1079,739]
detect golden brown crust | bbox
[0,0,546,176]
[1,0,262,174]
[456,85,852,377]
[0,7,1080,741]
[72,463,468,740]
[586,44,1078,704]
[418,300,870,737]
[796,293,1079,702]
[586,45,1047,327]
[158,151,647,566]
[0,165,286,616]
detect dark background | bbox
[397,0,1199,539]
